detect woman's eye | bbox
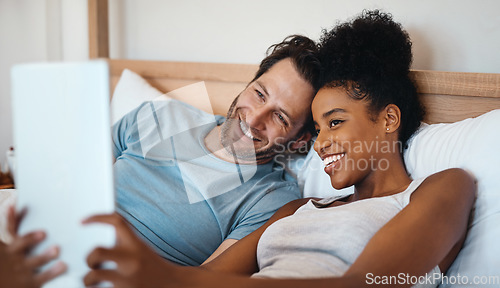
[329,120,343,127]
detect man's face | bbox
[220,58,315,163]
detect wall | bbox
[110,0,500,73]
[1,0,499,165]
[0,0,88,166]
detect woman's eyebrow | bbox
[322,108,347,119]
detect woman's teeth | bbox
[323,153,345,167]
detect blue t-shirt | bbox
[112,99,301,266]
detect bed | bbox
[89,1,500,286]
[0,0,499,286]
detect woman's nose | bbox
[313,129,332,154]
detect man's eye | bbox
[276,113,288,127]
[330,120,343,127]
[256,90,264,99]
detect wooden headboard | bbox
[88,0,500,124]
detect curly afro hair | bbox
[318,10,425,149]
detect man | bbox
[0,34,320,287]
[112,35,321,266]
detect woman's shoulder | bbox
[413,168,476,203]
[272,198,315,219]
[421,168,476,189]
[285,197,316,211]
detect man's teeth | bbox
[323,153,345,167]
[240,121,255,140]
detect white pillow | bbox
[110,69,163,124]
[405,110,500,285]
[298,109,500,283]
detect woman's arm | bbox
[84,168,475,288]
[342,168,476,286]
[201,198,311,274]
[201,196,314,266]
[180,168,476,288]
[83,198,312,287]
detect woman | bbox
[83,10,475,288]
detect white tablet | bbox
[11,61,115,288]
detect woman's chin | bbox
[329,176,349,191]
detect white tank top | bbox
[253,177,441,288]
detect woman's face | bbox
[312,86,389,190]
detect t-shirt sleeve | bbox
[111,114,130,159]
[226,183,301,241]
[111,102,147,159]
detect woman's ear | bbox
[384,104,401,133]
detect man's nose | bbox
[245,107,269,130]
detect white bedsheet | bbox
[0,189,17,243]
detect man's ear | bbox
[290,132,313,150]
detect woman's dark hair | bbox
[318,10,425,149]
[252,35,322,135]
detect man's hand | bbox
[83,213,181,288]
[0,206,66,288]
